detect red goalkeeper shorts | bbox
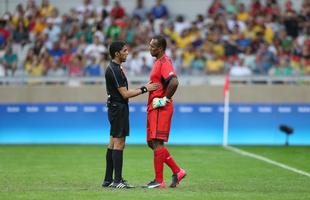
[147,103,174,142]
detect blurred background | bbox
[0,0,309,145]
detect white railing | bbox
[1,76,310,86]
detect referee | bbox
[102,41,159,189]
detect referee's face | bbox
[118,45,129,62]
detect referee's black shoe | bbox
[111,180,135,189]
[102,180,113,187]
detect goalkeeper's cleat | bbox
[143,180,166,189]
[170,168,187,188]
[110,180,135,189]
[102,180,113,187]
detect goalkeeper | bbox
[144,35,186,189]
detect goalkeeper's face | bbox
[149,39,160,57]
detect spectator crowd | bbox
[0,0,310,79]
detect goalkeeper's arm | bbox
[152,77,179,109]
[165,76,179,99]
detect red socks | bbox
[154,148,165,183]
[163,147,180,174]
[154,147,181,183]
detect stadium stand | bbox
[0,0,309,85]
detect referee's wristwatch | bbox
[140,86,148,94]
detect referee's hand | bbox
[145,82,160,92]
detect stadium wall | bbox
[0,85,309,145]
[0,84,310,103]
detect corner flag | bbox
[224,75,230,95]
[223,75,230,146]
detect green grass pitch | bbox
[1,145,309,200]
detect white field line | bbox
[224,145,310,178]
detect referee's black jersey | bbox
[105,61,128,104]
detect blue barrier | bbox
[0,103,309,145]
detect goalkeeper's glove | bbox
[152,96,170,109]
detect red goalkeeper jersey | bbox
[147,54,176,111]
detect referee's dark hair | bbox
[109,41,126,59]
[153,35,167,51]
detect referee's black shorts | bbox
[108,102,129,138]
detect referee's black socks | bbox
[104,148,113,182]
[112,149,123,183]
